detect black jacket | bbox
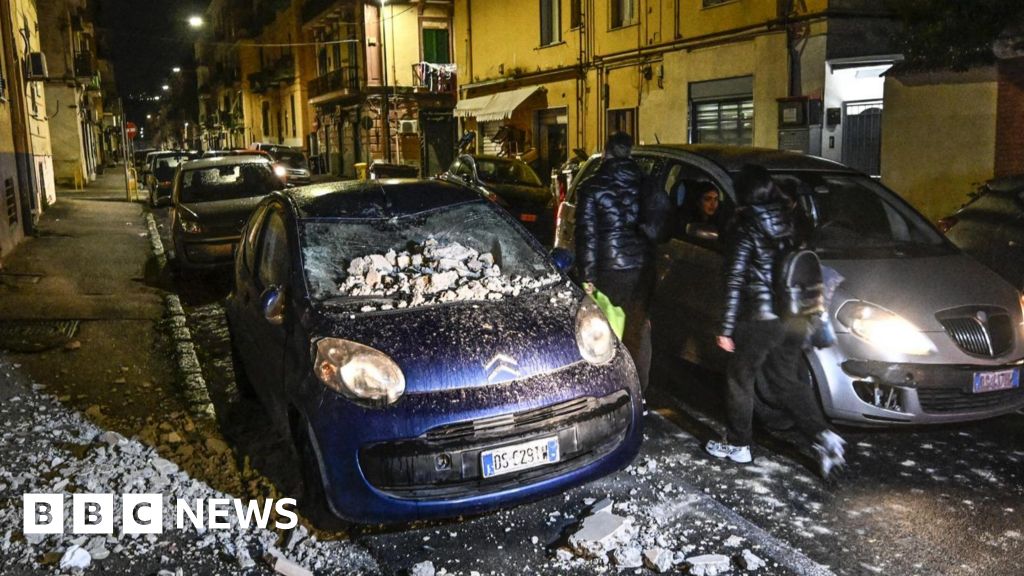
[720,200,796,337]
[574,157,649,283]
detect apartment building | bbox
[452,0,1011,220]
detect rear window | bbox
[274,150,308,169]
[475,158,542,187]
[179,163,281,204]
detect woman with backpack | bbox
[706,164,846,479]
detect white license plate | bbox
[972,368,1020,393]
[480,436,560,479]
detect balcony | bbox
[74,51,97,79]
[308,67,360,100]
[411,62,457,95]
[248,56,295,94]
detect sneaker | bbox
[705,440,752,463]
[813,430,847,479]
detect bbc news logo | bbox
[23,494,298,535]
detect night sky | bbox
[99,0,209,123]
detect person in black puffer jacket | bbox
[706,165,846,478]
[574,132,653,391]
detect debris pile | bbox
[335,239,562,310]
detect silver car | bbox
[556,144,1024,426]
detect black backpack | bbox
[774,243,826,317]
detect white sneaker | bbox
[705,440,752,463]
[813,430,847,479]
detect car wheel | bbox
[291,411,347,531]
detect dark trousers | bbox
[725,318,829,446]
[595,266,653,391]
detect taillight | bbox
[937,216,958,234]
[558,178,567,205]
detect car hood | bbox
[826,254,1022,332]
[482,182,550,210]
[309,291,582,394]
[179,196,264,235]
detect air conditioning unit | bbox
[399,119,418,134]
[25,52,47,81]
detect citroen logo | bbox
[484,353,520,383]
[976,310,989,324]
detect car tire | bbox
[292,412,347,531]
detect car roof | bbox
[462,155,524,164]
[280,179,485,219]
[634,144,858,173]
[180,156,271,170]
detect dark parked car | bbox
[224,179,642,525]
[441,155,556,245]
[940,175,1024,288]
[170,157,283,271]
[269,147,313,185]
[148,151,197,207]
[557,145,1024,426]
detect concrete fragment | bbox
[590,497,614,515]
[152,458,178,476]
[555,547,574,562]
[724,534,744,547]
[612,545,643,568]
[568,511,630,559]
[59,545,91,570]
[264,552,313,576]
[411,560,436,576]
[205,437,229,454]
[686,554,732,576]
[740,549,766,571]
[643,547,674,573]
[97,431,125,446]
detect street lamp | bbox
[188,15,204,28]
[146,114,152,120]
[172,67,181,73]
[161,84,170,91]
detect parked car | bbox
[133,148,155,170]
[553,153,601,254]
[557,144,1024,426]
[940,175,1024,288]
[170,157,283,271]
[224,179,642,525]
[269,147,313,185]
[441,154,556,245]
[201,149,274,161]
[148,151,197,207]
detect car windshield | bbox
[475,158,542,187]
[179,163,280,204]
[274,150,308,169]
[153,155,188,180]
[769,172,953,258]
[300,203,559,309]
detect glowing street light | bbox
[146,114,152,119]
[188,15,204,28]
[161,84,170,91]
[172,67,181,73]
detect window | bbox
[606,108,637,139]
[692,98,754,146]
[257,210,290,288]
[290,94,297,137]
[540,0,562,46]
[610,0,636,29]
[570,0,582,28]
[261,101,271,137]
[422,28,451,64]
[242,206,268,273]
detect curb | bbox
[163,294,216,419]
[145,212,166,266]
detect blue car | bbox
[225,179,643,525]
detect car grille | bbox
[359,389,633,499]
[918,386,1024,414]
[938,308,1014,358]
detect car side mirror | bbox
[261,286,285,326]
[686,222,719,241]
[550,248,574,273]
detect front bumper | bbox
[302,350,643,523]
[816,342,1024,425]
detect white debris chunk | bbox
[612,545,643,568]
[59,545,91,570]
[264,552,314,576]
[590,497,614,515]
[555,548,575,562]
[411,560,436,576]
[687,554,732,576]
[568,511,631,559]
[740,549,766,571]
[724,534,744,547]
[96,431,125,446]
[643,548,674,573]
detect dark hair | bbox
[604,131,633,159]
[734,164,777,206]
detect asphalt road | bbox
[151,199,1024,576]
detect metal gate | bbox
[842,99,883,176]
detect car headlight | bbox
[179,219,202,234]
[576,299,616,365]
[273,164,288,179]
[314,338,405,406]
[837,302,936,356]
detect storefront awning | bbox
[475,86,544,122]
[454,94,495,118]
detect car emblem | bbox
[976,310,989,324]
[484,353,520,383]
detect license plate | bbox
[972,368,1020,393]
[480,436,560,479]
[519,213,538,223]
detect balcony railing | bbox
[308,67,360,99]
[74,51,96,79]
[411,62,457,95]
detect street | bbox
[1,171,1021,576]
